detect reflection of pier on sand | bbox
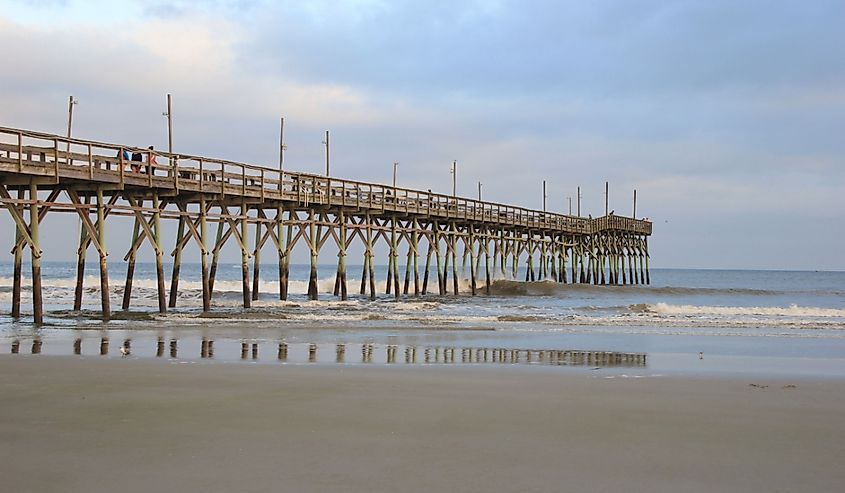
[9,338,647,368]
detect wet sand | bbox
[1,356,844,492]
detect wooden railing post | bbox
[17,131,23,172]
[53,138,60,182]
[118,147,125,189]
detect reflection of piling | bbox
[73,338,82,355]
[252,343,259,360]
[361,344,373,363]
[11,340,20,354]
[100,337,109,355]
[156,337,164,357]
[31,339,42,354]
[278,342,288,361]
[241,342,248,360]
[169,339,177,358]
[308,343,317,362]
[336,344,345,363]
[424,347,430,363]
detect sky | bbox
[0,0,843,270]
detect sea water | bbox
[1,262,843,377]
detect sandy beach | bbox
[1,356,843,492]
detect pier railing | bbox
[0,126,651,235]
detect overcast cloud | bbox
[0,0,843,269]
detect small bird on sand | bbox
[699,352,704,360]
[119,346,130,357]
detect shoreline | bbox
[2,356,844,492]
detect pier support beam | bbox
[168,206,186,308]
[72,194,89,311]
[277,207,286,301]
[95,187,110,320]
[122,214,140,310]
[29,184,43,325]
[251,216,261,302]
[200,197,211,312]
[153,193,166,313]
[241,202,252,307]
[11,188,23,318]
[307,209,318,300]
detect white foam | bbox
[649,302,845,318]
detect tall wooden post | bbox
[96,187,110,320]
[29,184,43,325]
[166,94,173,166]
[633,189,637,219]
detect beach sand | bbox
[1,356,843,492]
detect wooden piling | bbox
[412,219,420,295]
[11,189,23,318]
[153,193,167,313]
[422,234,433,295]
[72,193,89,312]
[277,207,286,300]
[468,225,477,295]
[96,188,110,320]
[241,201,252,307]
[251,218,261,302]
[200,197,211,311]
[281,214,293,300]
[450,222,459,295]
[29,184,43,325]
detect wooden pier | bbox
[0,126,652,325]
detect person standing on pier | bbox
[146,146,158,175]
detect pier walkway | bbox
[0,126,652,324]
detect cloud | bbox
[0,1,843,269]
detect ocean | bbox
[2,261,844,377]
